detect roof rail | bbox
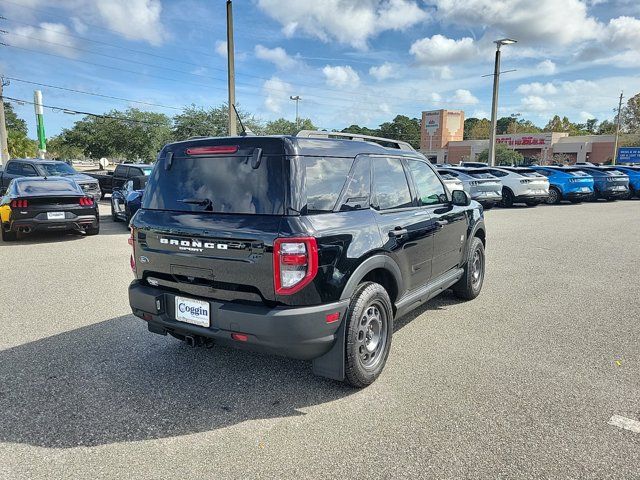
[296,130,415,152]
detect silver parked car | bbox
[439,171,464,193]
[437,167,502,209]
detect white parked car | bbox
[439,171,464,193]
[487,167,550,207]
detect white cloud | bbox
[94,0,166,45]
[450,89,479,105]
[70,17,88,35]
[536,59,557,75]
[436,66,453,79]
[379,102,392,115]
[430,92,442,102]
[255,45,299,69]
[472,110,489,119]
[410,35,476,65]
[516,82,558,95]
[215,40,227,58]
[579,111,595,121]
[369,62,400,81]
[322,65,360,88]
[604,16,640,47]
[429,0,601,46]
[263,76,293,113]
[10,23,77,57]
[521,95,555,112]
[256,0,428,49]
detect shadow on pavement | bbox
[0,315,355,448]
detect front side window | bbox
[407,159,447,206]
[372,157,412,210]
[6,162,22,175]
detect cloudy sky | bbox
[2,0,639,137]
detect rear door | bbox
[132,141,286,304]
[113,165,129,189]
[370,156,435,290]
[406,159,467,280]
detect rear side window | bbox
[302,157,353,213]
[143,154,284,214]
[372,157,412,210]
[5,162,22,175]
[339,156,370,211]
[115,166,129,177]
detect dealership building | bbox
[420,109,616,164]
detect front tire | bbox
[452,236,485,301]
[344,282,393,388]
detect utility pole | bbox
[0,77,9,165]
[290,95,301,130]
[612,91,623,165]
[34,90,46,159]
[226,0,237,136]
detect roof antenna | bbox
[232,104,253,136]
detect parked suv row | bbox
[128,132,487,387]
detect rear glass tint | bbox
[303,157,353,213]
[142,155,284,214]
[469,170,495,179]
[16,179,80,196]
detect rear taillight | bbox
[520,179,531,184]
[129,227,136,272]
[10,199,28,208]
[273,237,318,295]
[79,197,94,206]
[186,145,239,155]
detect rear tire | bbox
[452,236,485,301]
[344,282,393,388]
[500,188,514,208]
[546,187,561,204]
[525,200,539,207]
[110,198,121,222]
[1,225,17,242]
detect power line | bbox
[4,77,184,111]
[2,95,168,125]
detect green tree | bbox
[377,115,421,149]
[172,104,262,139]
[622,93,640,133]
[597,120,616,134]
[463,118,481,139]
[46,135,85,160]
[341,124,380,137]
[4,102,28,136]
[468,118,491,139]
[264,118,316,135]
[7,130,37,158]
[477,143,524,166]
[543,115,588,135]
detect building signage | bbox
[424,111,440,135]
[496,133,552,147]
[617,147,640,164]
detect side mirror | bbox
[451,189,471,206]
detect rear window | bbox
[16,179,80,196]
[39,163,76,176]
[143,155,284,214]
[468,170,495,179]
[518,169,544,178]
[570,170,591,177]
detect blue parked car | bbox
[574,165,630,201]
[607,165,640,198]
[110,175,147,224]
[529,166,594,204]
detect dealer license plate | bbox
[47,212,65,220]
[175,296,210,327]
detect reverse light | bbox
[10,199,28,208]
[186,145,239,155]
[273,237,318,295]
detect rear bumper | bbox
[9,214,98,232]
[513,194,548,202]
[599,188,629,199]
[565,191,592,200]
[129,281,350,361]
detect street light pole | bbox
[612,91,623,165]
[290,95,301,130]
[488,38,516,166]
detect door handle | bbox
[435,220,448,227]
[389,228,408,237]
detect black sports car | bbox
[0,176,99,241]
[110,175,147,224]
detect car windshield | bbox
[39,163,77,176]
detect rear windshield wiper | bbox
[178,198,213,211]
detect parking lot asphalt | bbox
[0,200,638,479]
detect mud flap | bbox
[311,320,345,381]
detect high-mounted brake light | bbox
[79,197,94,206]
[273,237,318,295]
[185,145,239,155]
[10,199,28,208]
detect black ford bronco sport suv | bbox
[128,132,486,387]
